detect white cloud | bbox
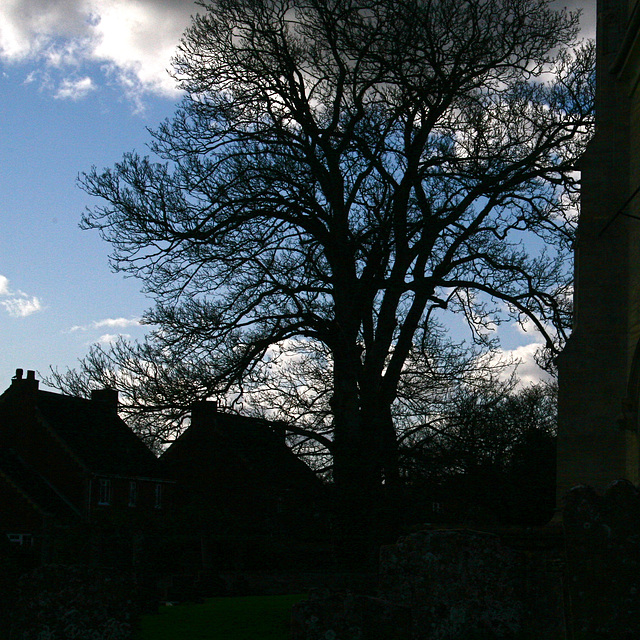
[54,75,95,99]
[95,316,142,329]
[1,1,595,105]
[515,315,538,335]
[1,296,44,318]
[97,332,130,344]
[498,342,553,387]
[69,316,141,332]
[0,0,196,101]
[69,318,141,345]
[90,0,190,98]
[0,0,88,61]
[0,275,44,318]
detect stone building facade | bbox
[557,0,640,499]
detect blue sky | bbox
[0,0,595,392]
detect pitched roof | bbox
[0,448,81,519]
[34,390,164,479]
[161,408,322,491]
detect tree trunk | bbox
[330,358,381,566]
[330,365,402,565]
[364,398,402,543]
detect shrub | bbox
[0,553,24,639]
[10,564,156,640]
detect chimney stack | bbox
[91,388,119,412]
[190,399,218,428]
[11,368,39,393]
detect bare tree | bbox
[400,380,557,483]
[400,380,558,524]
[50,0,593,526]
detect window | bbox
[98,478,112,505]
[128,481,137,507]
[6,533,32,547]
[154,483,163,509]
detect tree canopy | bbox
[52,0,593,518]
[400,380,558,524]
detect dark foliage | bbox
[9,564,157,640]
[0,538,27,640]
[400,382,557,525]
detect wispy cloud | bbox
[0,275,9,296]
[95,317,142,329]
[0,275,44,318]
[54,75,95,100]
[1,297,43,318]
[69,316,141,332]
[0,0,195,102]
[97,332,130,344]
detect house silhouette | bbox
[0,370,327,573]
[160,399,328,571]
[0,369,171,563]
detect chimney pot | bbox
[11,368,38,392]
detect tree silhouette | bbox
[53,0,593,531]
[401,381,557,524]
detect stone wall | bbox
[563,480,640,639]
[556,0,637,499]
[292,480,640,639]
[292,528,565,640]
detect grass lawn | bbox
[134,594,307,640]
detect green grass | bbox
[134,594,307,640]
